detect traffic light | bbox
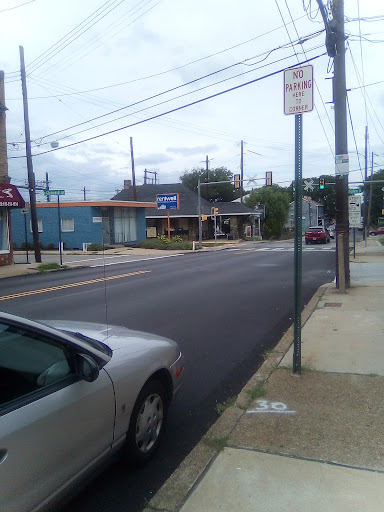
[319,177,325,189]
[201,214,208,221]
[234,174,241,189]
[292,181,296,192]
[214,207,219,215]
[266,171,272,186]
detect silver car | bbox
[0,312,184,512]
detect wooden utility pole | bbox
[130,137,137,201]
[0,71,9,185]
[240,140,244,203]
[20,46,41,263]
[333,0,350,289]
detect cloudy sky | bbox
[1,0,384,201]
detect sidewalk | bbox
[144,237,384,512]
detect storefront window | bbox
[0,209,9,253]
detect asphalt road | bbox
[1,241,336,512]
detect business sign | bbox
[0,184,25,208]
[156,193,179,210]
[349,195,362,228]
[284,65,314,115]
[44,189,65,196]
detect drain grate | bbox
[324,303,342,307]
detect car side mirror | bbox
[76,353,100,382]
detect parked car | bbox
[305,226,331,244]
[369,227,384,236]
[0,312,184,512]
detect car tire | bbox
[124,379,169,466]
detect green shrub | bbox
[137,238,193,250]
[86,243,103,251]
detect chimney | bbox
[124,179,131,190]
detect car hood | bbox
[39,319,179,352]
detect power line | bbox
[47,0,161,76]
[26,0,127,74]
[0,0,35,13]
[8,53,326,159]
[27,36,324,145]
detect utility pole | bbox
[240,140,244,203]
[332,0,350,289]
[82,187,90,200]
[144,168,147,184]
[363,126,368,241]
[130,136,137,201]
[0,71,9,185]
[20,46,41,263]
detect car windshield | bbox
[308,228,323,232]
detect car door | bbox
[0,320,116,512]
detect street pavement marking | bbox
[232,247,335,254]
[0,270,151,301]
[89,253,184,267]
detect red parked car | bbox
[369,227,384,236]
[305,226,331,244]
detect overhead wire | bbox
[48,0,161,76]
[7,53,326,159]
[30,35,324,145]
[26,0,128,74]
[276,0,335,159]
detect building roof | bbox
[36,200,156,209]
[112,183,256,217]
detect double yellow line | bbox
[0,270,151,301]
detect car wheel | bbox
[125,379,168,466]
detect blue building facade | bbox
[11,201,153,250]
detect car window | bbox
[0,322,75,407]
[308,228,323,232]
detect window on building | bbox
[113,208,137,243]
[30,219,43,233]
[0,209,9,253]
[61,218,74,232]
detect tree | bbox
[367,169,384,227]
[180,167,240,202]
[287,175,336,221]
[244,186,290,239]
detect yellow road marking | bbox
[0,270,151,301]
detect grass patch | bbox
[263,348,278,360]
[246,383,266,401]
[204,436,229,452]
[37,263,69,273]
[215,396,236,416]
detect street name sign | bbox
[349,195,362,228]
[348,187,362,195]
[44,189,65,196]
[156,193,179,210]
[284,65,314,115]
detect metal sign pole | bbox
[198,180,202,249]
[293,113,303,374]
[24,214,29,264]
[57,194,62,265]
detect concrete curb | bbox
[144,282,330,512]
